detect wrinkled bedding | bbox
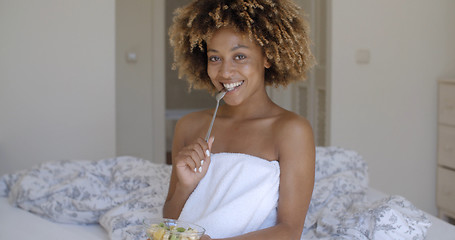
[0,147,431,240]
[0,157,170,240]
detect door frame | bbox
[150,0,330,159]
[151,0,166,163]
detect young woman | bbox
[163,1,315,239]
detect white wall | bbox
[329,0,455,215]
[0,0,116,176]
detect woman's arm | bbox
[206,115,315,240]
[163,114,214,219]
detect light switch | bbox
[356,49,370,64]
[126,52,137,63]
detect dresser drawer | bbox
[437,167,455,213]
[438,125,455,169]
[439,83,455,125]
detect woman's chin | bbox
[223,97,243,106]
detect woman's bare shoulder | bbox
[274,110,313,136]
[273,110,314,156]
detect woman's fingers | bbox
[176,151,196,169]
[174,137,214,176]
[203,136,215,168]
[177,137,211,173]
[191,141,205,172]
[196,138,211,158]
[207,136,215,150]
[197,138,211,170]
[179,149,200,172]
[200,235,212,240]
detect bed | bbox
[1,190,454,240]
[1,147,454,240]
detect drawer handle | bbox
[445,104,454,110]
[443,146,453,152]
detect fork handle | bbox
[205,100,221,142]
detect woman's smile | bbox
[223,80,244,92]
[206,27,270,105]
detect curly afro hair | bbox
[169,0,315,92]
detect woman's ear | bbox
[264,58,271,69]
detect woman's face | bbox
[206,28,270,105]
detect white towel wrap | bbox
[178,152,280,238]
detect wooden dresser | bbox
[437,78,455,223]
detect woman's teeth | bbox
[223,81,243,91]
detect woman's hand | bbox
[200,234,212,240]
[173,136,214,191]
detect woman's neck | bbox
[219,89,278,120]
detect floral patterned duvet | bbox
[0,147,431,240]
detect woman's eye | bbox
[209,56,220,62]
[235,55,246,60]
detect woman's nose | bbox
[220,61,234,79]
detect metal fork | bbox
[204,91,227,141]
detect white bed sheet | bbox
[0,197,108,240]
[366,188,455,240]
[1,190,454,240]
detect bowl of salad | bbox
[144,218,205,240]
